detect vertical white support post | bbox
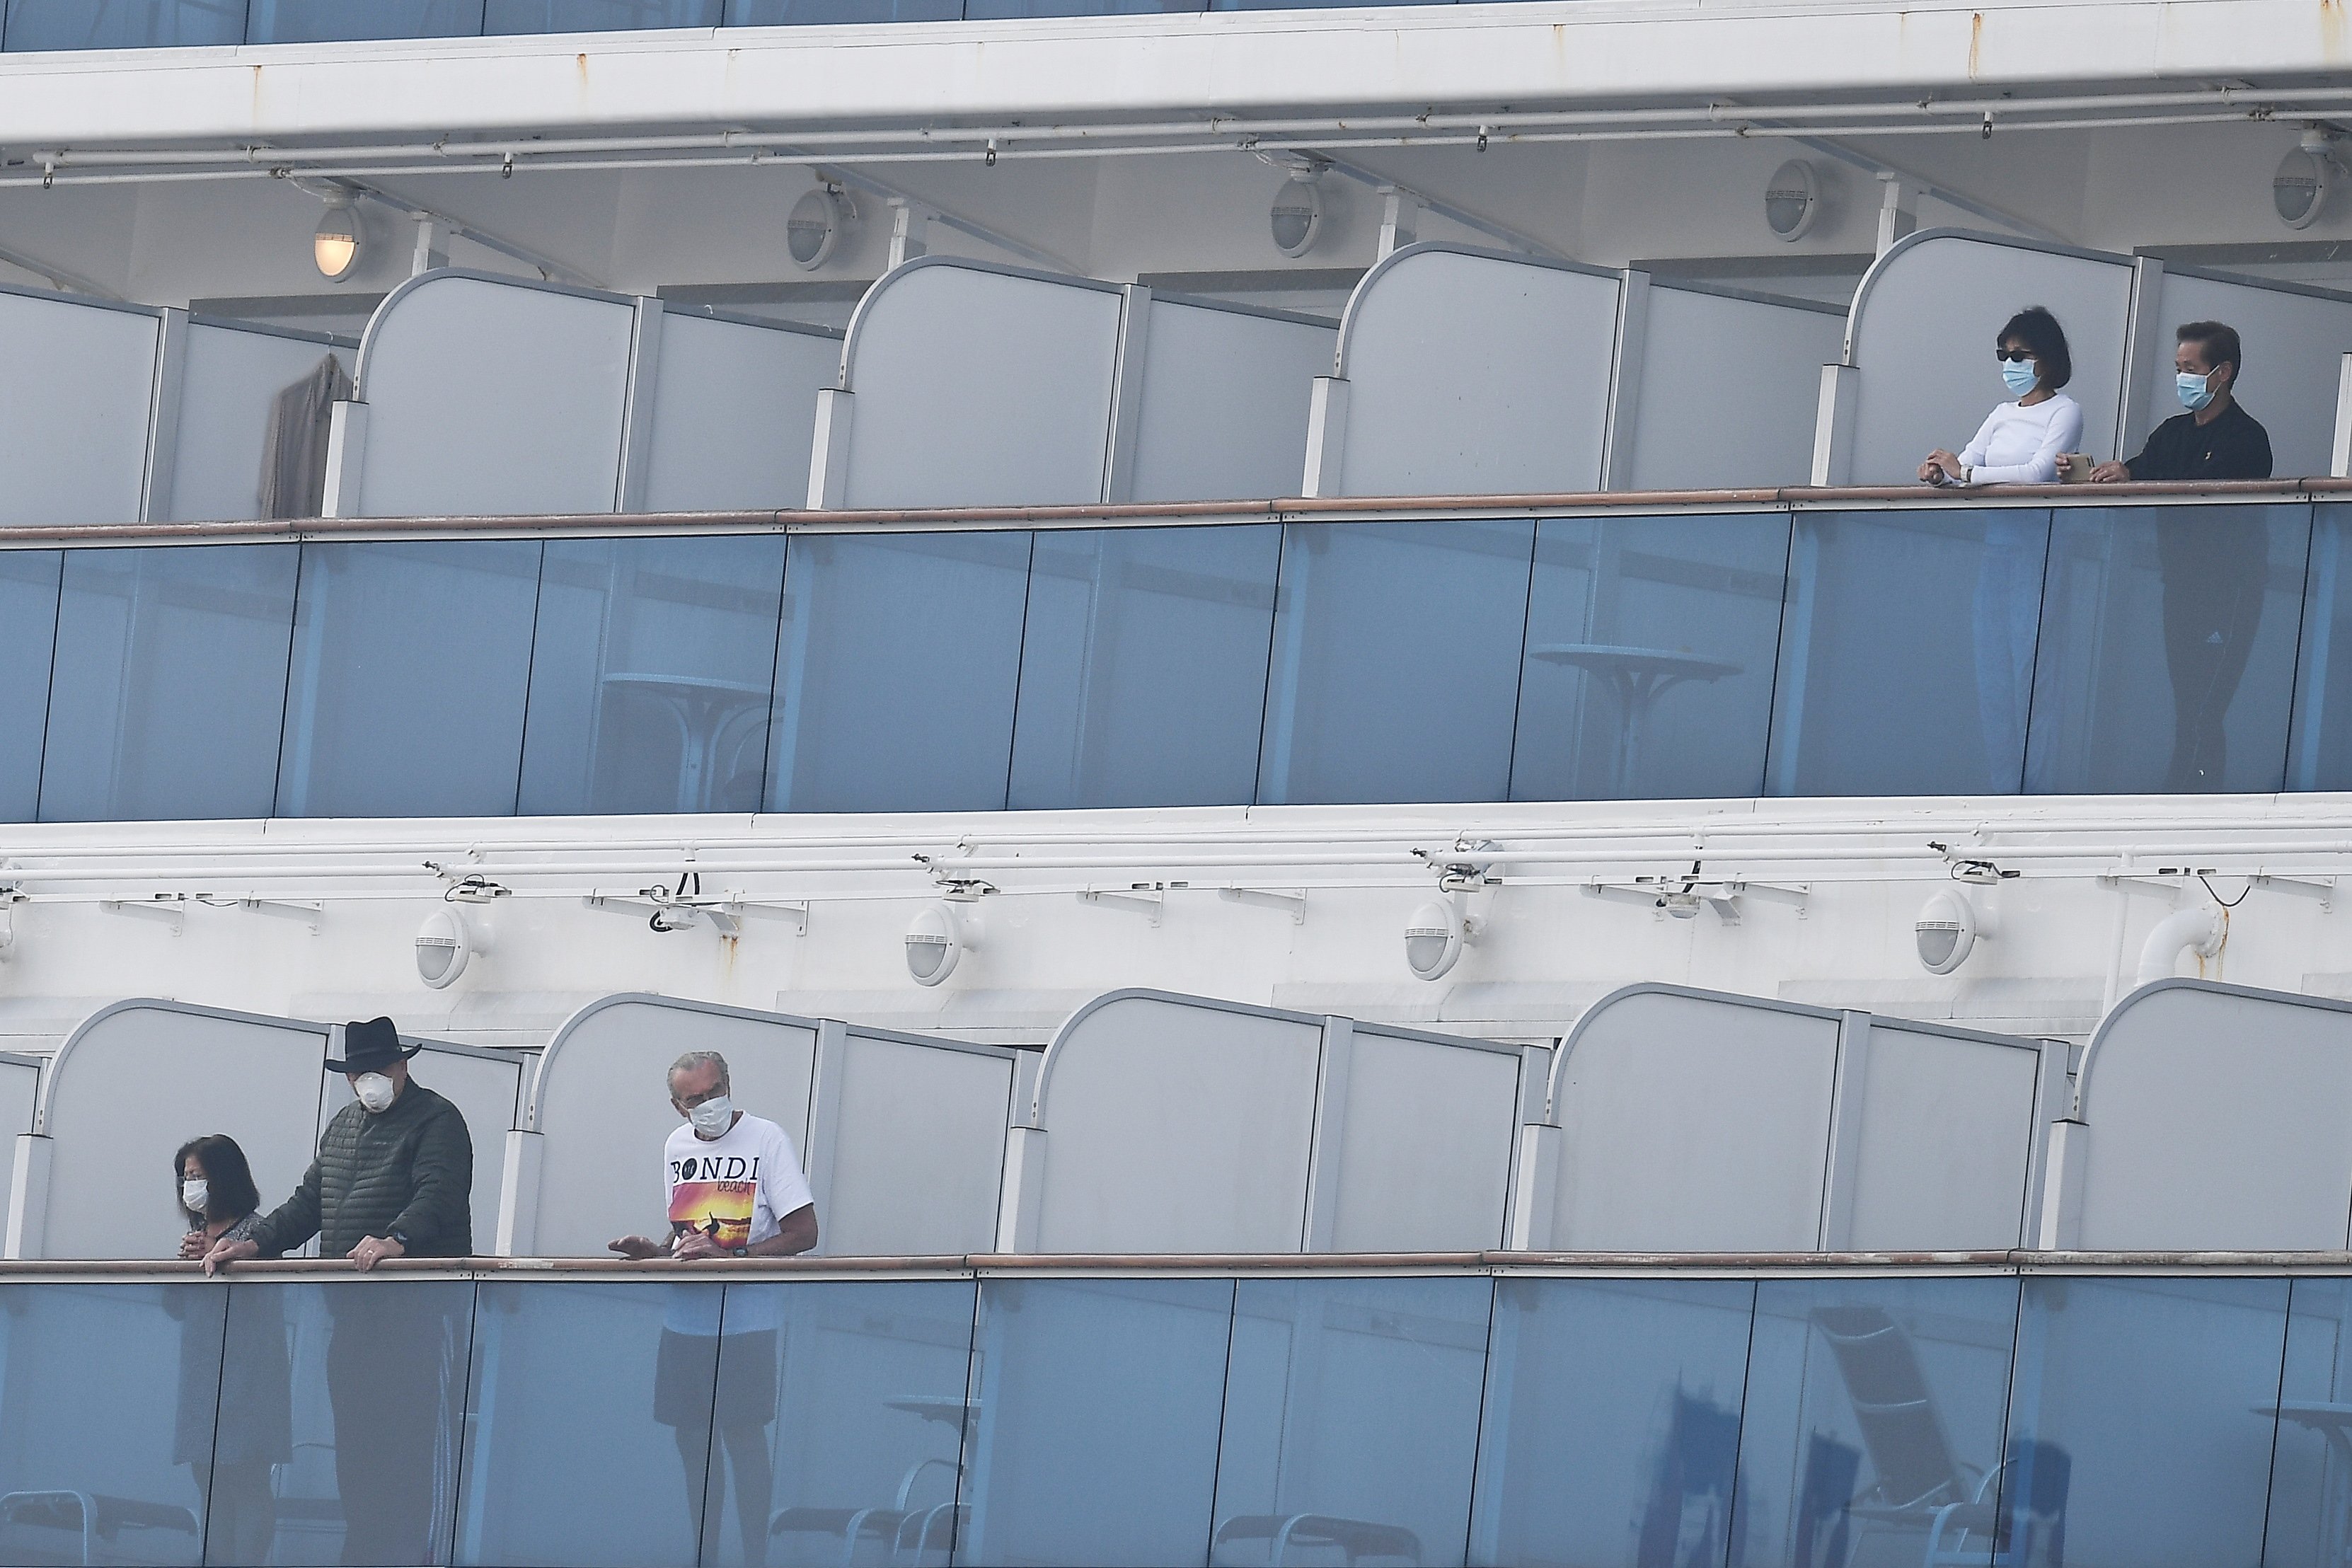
[613,296,664,514]
[1375,188,1420,260]
[321,400,369,518]
[1300,1018,1355,1252]
[1100,284,1152,504]
[2035,1118,2087,1250]
[1817,1012,1873,1250]
[1600,268,1651,492]
[410,217,449,277]
[1811,364,1860,486]
[1874,174,1917,255]
[2115,256,2167,465]
[888,200,929,269]
[802,1019,848,1254]
[995,1125,1046,1253]
[2332,352,2352,479]
[494,1129,543,1257]
[1506,1123,1562,1251]
[1301,376,1351,497]
[807,388,854,509]
[5,1134,51,1259]
[1496,1044,1552,1250]
[139,306,189,524]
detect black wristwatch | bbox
[386,1229,411,1249]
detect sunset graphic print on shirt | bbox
[668,1160,760,1250]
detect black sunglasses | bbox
[1995,348,2037,363]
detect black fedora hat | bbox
[326,1017,420,1074]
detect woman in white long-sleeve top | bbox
[1919,305,2084,488]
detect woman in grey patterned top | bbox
[173,1134,289,1564]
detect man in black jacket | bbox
[206,1018,474,1566]
[2089,320,2273,483]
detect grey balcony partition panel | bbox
[1516,984,2056,1252]
[635,307,841,512]
[16,1001,328,1260]
[318,1035,529,1256]
[1120,294,1335,503]
[2135,266,2352,478]
[1314,243,1621,498]
[0,284,161,526]
[0,1056,35,1266]
[1839,229,2136,484]
[509,994,1026,1259]
[163,321,353,522]
[345,269,637,517]
[2056,980,2352,1250]
[814,257,1126,509]
[1618,282,1845,490]
[998,989,1529,1254]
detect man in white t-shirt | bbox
[609,1050,817,1567]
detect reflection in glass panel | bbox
[1212,1277,1489,1568]
[246,0,488,40]
[2005,1275,2287,1568]
[1732,1276,2018,1568]
[2026,505,2310,794]
[277,539,542,817]
[217,1282,473,1568]
[958,1277,1233,1567]
[710,1281,975,1568]
[1257,521,1535,806]
[458,1280,718,1568]
[2285,505,2352,791]
[766,531,1032,814]
[1510,512,1789,802]
[0,548,60,822]
[2,0,246,47]
[485,0,722,28]
[1009,525,1280,810]
[40,546,299,823]
[1470,1278,1756,1568]
[725,0,960,20]
[0,1282,222,1567]
[519,536,785,816]
[1767,509,2049,796]
[2265,1278,2352,1568]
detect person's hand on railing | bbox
[1919,449,1966,486]
[670,1230,725,1261]
[202,1237,260,1276]
[607,1234,667,1260]
[2089,459,2132,483]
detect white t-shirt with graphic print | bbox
[660,1112,814,1336]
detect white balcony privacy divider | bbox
[995,990,1539,1255]
[3,1001,527,1260]
[805,258,1337,510]
[505,994,1030,1259]
[0,1053,36,1267]
[1511,984,2060,1253]
[2043,979,2352,1251]
[326,269,840,518]
[1301,246,1840,497]
[0,282,352,527]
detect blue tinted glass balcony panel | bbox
[216,1282,473,1568]
[40,545,298,823]
[708,1281,976,1568]
[1766,508,2050,796]
[246,0,487,40]
[1510,512,1789,802]
[485,0,721,29]
[2026,504,2310,795]
[1468,1277,1757,1568]
[2005,1274,2288,1568]
[458,1279,719,1568]
[1009,524,1280,810]
[2266,1277,2352,1568]
[277,539,541,818]
[0,548,60,823]
[519,535,785,817]
[0,1282,223,1568]
[964,0,1199,14]
[725,0,959,21]
[2284,505,2352,791]
[1212,1276,1490,1568]
[957,1276,1233,1567]
[2,0,246,48]
[1258,520,1535,806]
[766,531,1032,814]
[1734,1275,2020,1568]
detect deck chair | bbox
[0,1490,201,1567]
[768,1455,960,1565]
[1211,1512,1422,1566]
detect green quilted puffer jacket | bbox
[249,1080,473,1259]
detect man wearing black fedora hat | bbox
[204,1016,474,1565]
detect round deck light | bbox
[1404,898,1468,983]
[1271,175,1323,259]
[313,200,364,281]
[415,908,484,990]
[1765,159,1821,241]
[1914,889,1979,975]
[905,901,979,987]
[788,185,849,271]
[2276,132,2336,229]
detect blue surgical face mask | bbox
[2177,369,2216,412]
[2001,358,2039,397]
